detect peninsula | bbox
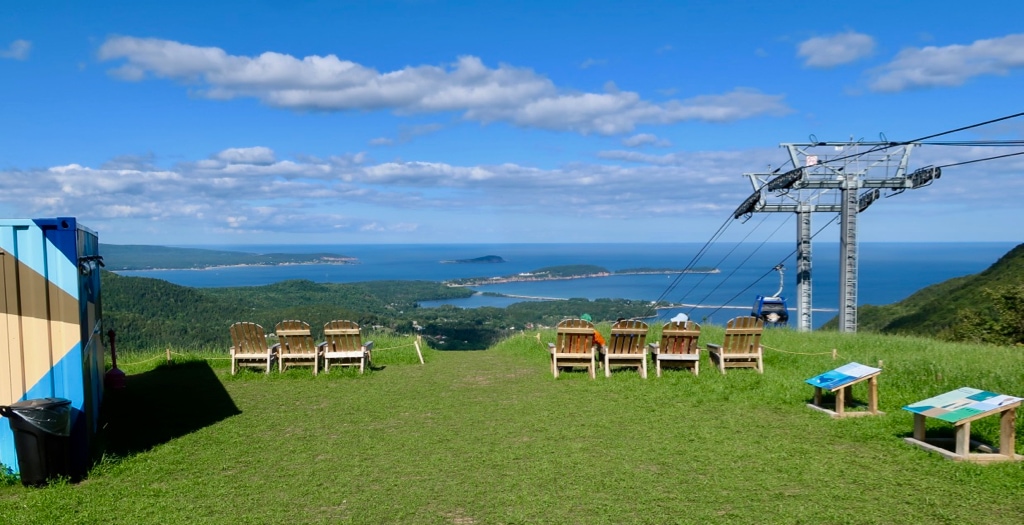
[445,264,719,286]
[101,244,357,271]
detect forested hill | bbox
[100,244,355,270]
[825,243,1024,345]
[100,272,651,351]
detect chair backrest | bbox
[553,319,596,355]
[323,320,362,351]
[275,320,317,355]
[230,322,268,353]
[721,316,763,354]
[607,319,648,355]
[659,321,701,355]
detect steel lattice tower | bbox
[736,141,939,332]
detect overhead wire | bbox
[646,112,1024,324]
[936,150,1024,169]
[681,213,791,318]
[698,213,841,322]
[807,111,1024,168]
[643,157,798,320]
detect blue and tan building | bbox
[1,218,105,476]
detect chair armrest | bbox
[270,343,281,355]
[547,342,555,353]
[362,341,374,352]
[706,343,721,352]
[648,342,660,355]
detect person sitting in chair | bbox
[580,313,605,348]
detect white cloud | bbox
[870,33,1024,92]
[0,39,31,60]
[622,133,671,148]
[1,145,1019,239]
[580,58,606,69]
[98,36,791,135]
[798,31,875,67]
[215,146,276,165]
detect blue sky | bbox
[2,1,1022,245]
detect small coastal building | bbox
[0,218,105,477]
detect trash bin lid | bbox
[1,398,72,436]
[6,398,71,410]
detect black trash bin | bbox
[0,398,72,487]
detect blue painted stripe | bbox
[0,220,80,298]
[0,343,85,475]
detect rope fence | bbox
[114,337,426,367]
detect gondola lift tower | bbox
[734,139,940,333]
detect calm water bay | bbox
[117,242,1017,328]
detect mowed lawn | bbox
[2,329,1023,524]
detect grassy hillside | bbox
[825,243,1024,344]
[2,329,1022,524]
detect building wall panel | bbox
[0,218,103,476]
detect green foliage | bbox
[0,465,17,487]
[824,243,1024,343]
[101,271,649,352]
[446,264,610,285]
[530,264,608,276]
[943,284,1024,345]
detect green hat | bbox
[580,313,593,322]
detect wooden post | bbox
[867,376,878,414]
[955,422,971,457]
[913,414,926,441]
[836,387,846,417]
[1000,408,1016,457]
[166,346,171,364]
[813,387,822,407]
[831,348,837,360]
[414,335,424,365]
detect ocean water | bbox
[117,242,1017,328]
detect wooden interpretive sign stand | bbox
[805,362,882,418]
[903,387,1022,463]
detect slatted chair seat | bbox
[275,320,320,375]
[319,320,374,374]
[547,318,597,379]
[707,316,764,374]
[601,319,649,378]
[648,320,701,377]
[229,322,278,375]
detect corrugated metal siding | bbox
[0,218,103,475]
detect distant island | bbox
[445,264,719,286]
[440,255,507,264]
[101,244,357,271]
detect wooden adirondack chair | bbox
[229,322,278,375]
[707,316,764,374]
[275,320,320,375]
[601,319,648,378]
[320,320,374,374]
[648,321,701,377]
[547,318,597,379]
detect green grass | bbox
[2,329,1023,524]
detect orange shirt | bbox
[593,330,605,346]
